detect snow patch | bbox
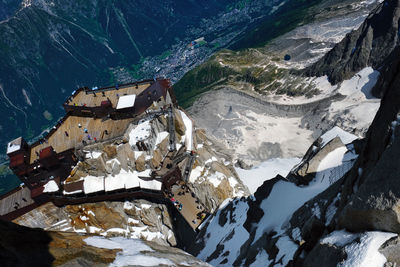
[204,156,217,165]
[253,147,351,242]
[85,151,102,159]
[154,131,169,147]
[84,236,175,267]
[235,158,301,194]
[197,200,250,266]
[321,230,359,247]
[325,193,341,226]
[311,203,321,219]
[322,230,397,267]
[7,142,20,154]
[207,171,226,187]
[320,126,358,147]
[83,175,105,194]
[43,180,59,193]
[141,204,152,209]
[275,235,299,266]
[189,166,204,183]
[63,189,83,195]
[88,210,95,216]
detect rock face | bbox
[304,0,400,86]
[335,53,400,234]
[297,3,400,263]
[303,243,347,267]
[0,219,210,266]
[379,236,400,266]
[14,200,177,247]
[288,136,345,185]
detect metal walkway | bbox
[183,153,196,182]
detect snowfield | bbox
[235,157,301,194]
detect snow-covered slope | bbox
[189,127,362,266]
[190,120,400,266]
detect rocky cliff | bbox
[0,219,211,266]
[304,0,400,87]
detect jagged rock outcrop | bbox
[304,0,400,86]
[288,136,345,185]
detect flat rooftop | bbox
[66,83,151,108]
[30,116,134,164]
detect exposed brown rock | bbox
[85,155,107,176]
[135,154,146,172]
[103,145,117,158]
[174,109,186,136]
[49,232,118,266]
[1,219,209,266]
[215,179,234,202]
[158,135,169,155]
[195,128,208,144]
[151,149,163,169]
[66,203,125,231]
